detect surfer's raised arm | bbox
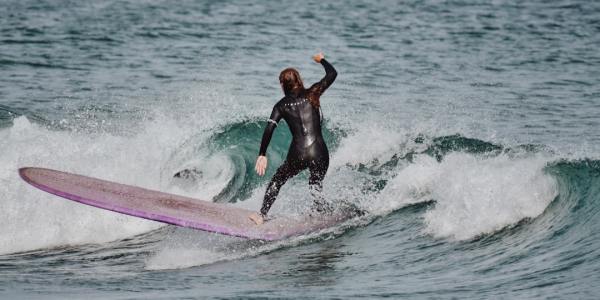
[308,53,337,97]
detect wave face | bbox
[2,0,600,298]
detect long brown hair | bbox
[279,68,321,108]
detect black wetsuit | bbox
[258,59,337,217]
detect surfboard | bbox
[19,167,355,241]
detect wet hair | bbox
[279,68,320,108]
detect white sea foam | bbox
[146,247,229,270]
[144,229,246,270]
[165,151,238,200]
[378,152,558,240]
[330,124,419,168]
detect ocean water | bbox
[1,0,600,298]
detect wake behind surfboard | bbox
[19,167,355,241]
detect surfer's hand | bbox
[255,155,267,176]
[249,212,264,225]
[313,52,324,63]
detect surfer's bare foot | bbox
[249,212,264,225]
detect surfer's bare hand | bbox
[313,52,324,63]
[255,155,267,176]
[249,212,264,225]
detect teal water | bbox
[1,0,600,298]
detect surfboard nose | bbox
[18,167,33,182]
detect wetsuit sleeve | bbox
[258,105,282,156]
[308,58,337,96]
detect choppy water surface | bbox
[1,0,600,298]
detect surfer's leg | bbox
[260,161,304,216]
[309,158,333,214]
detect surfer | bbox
[249,52,337,225]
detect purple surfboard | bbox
[19,167,353,241]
